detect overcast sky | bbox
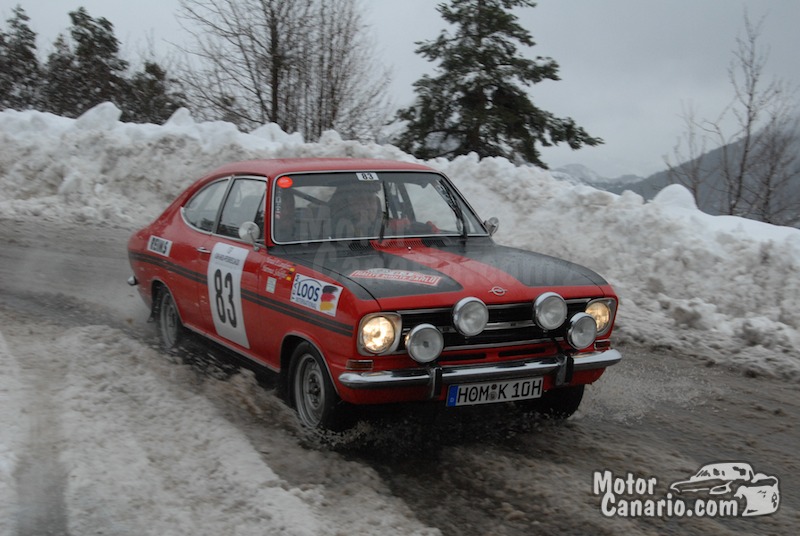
[4,0,799,178]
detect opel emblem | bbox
[489,286,507,296]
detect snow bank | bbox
[57,327,323,536]
[0,320,440,535]
[1,104,799,378]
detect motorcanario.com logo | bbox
[593,462,780,518]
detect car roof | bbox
[207,158,436,179]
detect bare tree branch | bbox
[176,0,391,141]
[665,10,800,227]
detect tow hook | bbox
[554,354,575,386]
[429,365,443,399]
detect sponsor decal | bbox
[262,257,295,281]
[147,235,172,257]
[349,268,442,287]
[291,274,342,317]
[593,462,780,519]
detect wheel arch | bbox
[150,279,186,327]
[280,334,340,403]
[150,279,166,316]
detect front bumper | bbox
[339,349,621,392]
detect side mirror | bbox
[239,221,261,248]
[483,217,499,237]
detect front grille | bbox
[397,300,589,353]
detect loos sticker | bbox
[291,274,342,317]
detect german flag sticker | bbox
[319,285,340,312]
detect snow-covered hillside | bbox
[2,103,799,379]
[551,163,643,188]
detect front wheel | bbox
[157,288,185,352]
[289,343,350,430]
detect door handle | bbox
[197,247,211,254]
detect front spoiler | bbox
[339,349,621,391]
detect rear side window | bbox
[183,179,228,232]
[217,178,266,239]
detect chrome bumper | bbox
[339,349,621,390]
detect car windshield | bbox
[693,465,752,481]
[271,171,487,244]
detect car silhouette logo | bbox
[670,462,780,516]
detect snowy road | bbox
[1,218,798,535]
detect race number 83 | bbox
[207,243,250,348]
[213,269,237,327]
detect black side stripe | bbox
[129,252,206,284]
[241,289,353,337]
[130,251,354,337]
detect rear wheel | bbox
[289,343,350,430]
[157,288,185,351]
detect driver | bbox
[330,186,382,238]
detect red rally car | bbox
[127,158,621,429]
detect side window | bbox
[183,179,228,232]
[218,178,266,239]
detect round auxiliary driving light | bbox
[453,297,489,337]
[567,313,597,350]
[405,324,444,363]
[534,292,568,330]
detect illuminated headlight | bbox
[358,313,401,355]
[534,292,568,330]
[453,297,489,336]
[586,299,615,335]
[405,324,444,363]
[567,313,597,350]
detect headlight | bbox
[453,297,489,336]
[358,313,401,354]
[567,313,597,350]
[405,324,444,363]
[586,299,615,334]
[534,292,567,330]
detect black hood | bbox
[273,237,608,301]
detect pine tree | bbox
[70,7,128,111]
[0,5,41,110]
[121,61,185,124]
[0,29,8,104]
[42,34,78,116]
[395,0,601,168]
[42,8,128,117]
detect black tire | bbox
[157,288,185,352]
[289,343,350,430]
[525,385,585,420]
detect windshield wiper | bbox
[439,182,468,239]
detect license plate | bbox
[446,377,543,407]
